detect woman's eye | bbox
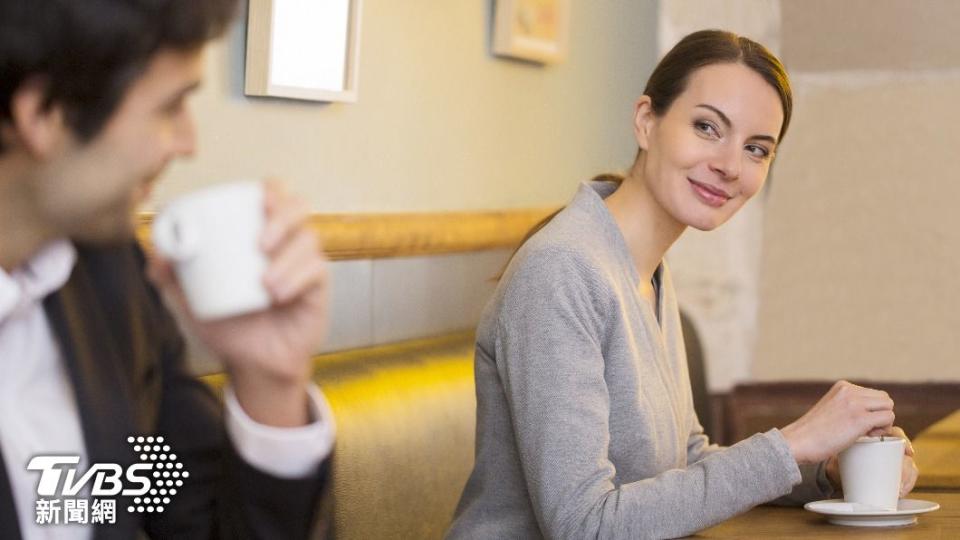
[745,144,771,159]
[162,97,186,117]
[694,121,719,138]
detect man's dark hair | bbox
[0,0,238,152]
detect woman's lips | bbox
[688,178,732,208]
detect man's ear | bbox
[4,77,68,158]
[633,95,656,151]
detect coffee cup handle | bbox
[152,213,200,262]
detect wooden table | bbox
[691,491,959,538]
[918,409,960,438]
[913,409,960,490]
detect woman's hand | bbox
[825,426,919,497]
[780,380,895,464]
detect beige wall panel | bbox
[660,0,781,54]
[782,0,960,72]
[659,0,782,391]
[753,78,960,381]
[150,1,657,213]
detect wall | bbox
[152,0,657,213]
[157,1,960,384]
[752,0,960,381]
[152,1,659,371]
[658,0,960,389]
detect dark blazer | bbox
[0,242,327,539]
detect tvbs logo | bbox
[28,436,189,516]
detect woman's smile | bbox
[688,177,732,208]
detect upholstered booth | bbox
[312,333,477,539]
[203,315,707,539]
[203,332,476,539]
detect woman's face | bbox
[635,62,784,231]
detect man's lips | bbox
[688,178,732,208]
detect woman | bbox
[447,30,918,539]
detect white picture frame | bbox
[245,0,362,102]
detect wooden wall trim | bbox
[137,208,555,261]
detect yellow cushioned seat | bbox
[205,332,477,539]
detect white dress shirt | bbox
[0,240,335,539]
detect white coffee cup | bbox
[152,180,271,320]
[838,436,905,511]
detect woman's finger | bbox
[865,410,896,433]
[885,426,915,456]
[900,457,918,497]
[857,395,895,413]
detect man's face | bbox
[33,47,205,243]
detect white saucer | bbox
[804,498,940,527]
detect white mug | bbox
[152,180,271,320]
[838,436,905,511]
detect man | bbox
[0,1,334,538]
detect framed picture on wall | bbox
[492,0,570,64]
[245,0,362,102]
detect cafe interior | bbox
[137,0,960,537]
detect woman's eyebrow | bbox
[696,103,731,128]
[696,103,777,144]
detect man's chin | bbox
[69,213,141,246]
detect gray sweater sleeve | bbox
[769,461,837,506]
[686,414,723,465]
[496,252,802,539]
[684,401,836,507]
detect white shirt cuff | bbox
[224,384,335,479]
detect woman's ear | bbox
[5,77,68,158]
[633,95,656,151]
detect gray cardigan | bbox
[448,181,833,539]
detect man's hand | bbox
[148,180,329,427]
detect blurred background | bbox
[157,0,960,387]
